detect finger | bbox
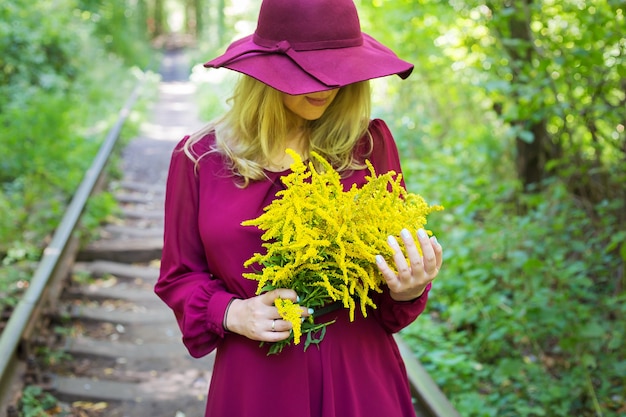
[400,229,424,274]
[431,236,443,269]
[269,318,291,333]
[268,289,311,317]
[375,254,400,288]
[416,229,437,275]
[387,235,412,279]
[300,306,314,318]
[265,319,293,342]
[261,288,298,306]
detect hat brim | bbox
[204,33,414,95]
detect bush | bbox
[399,143,625,415]
[0,0,156,312]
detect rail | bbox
[395,335,462,417]
[0,77,146,410]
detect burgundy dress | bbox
[155,118,431,417]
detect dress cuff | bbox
[206,291,237,336]
[391,282,432,304]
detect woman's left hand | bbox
[376,228,443,301]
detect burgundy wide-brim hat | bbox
[204,0,414,95]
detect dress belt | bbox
[311,301,342,318]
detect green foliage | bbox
[76,0,154,68]
[360,0,625,415]
[0,0,156,309]
[0,260,35,312]
[0,0,79,100]
[402,176,624,416]
[80,191,122,243]
[192,66,238,120]
[455,0,625,196]
[18,385,59,417]
[34,345,72,367]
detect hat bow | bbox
[210,37,368,90]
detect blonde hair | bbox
[185,75,372,187]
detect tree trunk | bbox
[515,121,550,190]
[154,0,165,37]
[500,0,554,191]
[194,0,203,37]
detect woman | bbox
[155,0,443,416]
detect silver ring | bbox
[271,319,276,332]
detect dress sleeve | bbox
[154,137,235,358]
[367,119,432,333]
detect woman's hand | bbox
[224,289,312,342]
[376,228,443,301]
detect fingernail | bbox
[418,228,427,239]
[308,308,314,315]
[375,255,385,264]
[400,229,411,239]
[296,295,300,303]
[432,236,439,245]
[301,317,305,323]
[387,235,399,247]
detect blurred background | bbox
[0,1,624,416]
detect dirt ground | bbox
[122,48,205,187]
[102,48,209,417]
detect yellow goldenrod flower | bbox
[242,149,443,354]
[275,298,303,345]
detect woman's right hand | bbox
[224,289,311,342]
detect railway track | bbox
[51,176,209,417]
[0,50,460,417]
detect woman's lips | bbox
[306,97,329,106]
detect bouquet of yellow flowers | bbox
[242,150,443,354]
